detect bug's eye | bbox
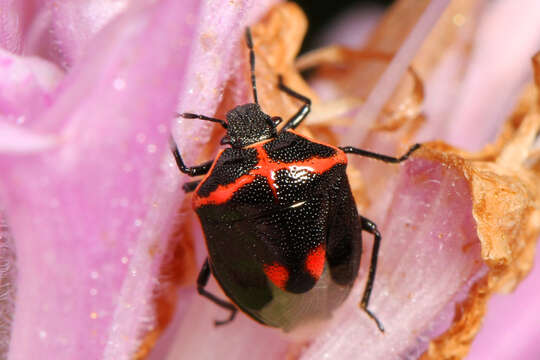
[220,136,231,145]
[271,116,282,126]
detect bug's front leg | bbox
[277,75,312,131]
[170,139,214,192]
[340,143,420,163]
[197,258,238,326]
[359,216,385,333]
[171,141,213,177]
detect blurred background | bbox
[293,0,393,50]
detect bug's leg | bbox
[170,139,213,177]
[340,143,420,163]
[197,258,238,326]
[278,75,312,131]
[359,216,385,333]
[182,180,201,193]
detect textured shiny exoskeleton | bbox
[171,28,419,333]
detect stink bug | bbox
[171,28,420,333]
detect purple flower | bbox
[0,1,539,360]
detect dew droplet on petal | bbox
[147,144,157,153]
[136,133,146,143]
[113,77,126,91]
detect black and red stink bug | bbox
[171,28,420,333]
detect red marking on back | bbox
[305,244,326,280]
[193,174,254,208]
[193,133,347,207]
[263,262,289,290]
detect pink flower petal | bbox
[437,0,540,149]
[0,49,63,124]
[44,0,129,68]
[162,293,290,360]
[4,0,129,69]
[0,122,59,152]
[468,252,540,359]
[0,0,37,53]
[1,0,199,358]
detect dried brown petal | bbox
[419,68,540,358]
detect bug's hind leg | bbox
[277,75,312,131]
[197,258,238,326]
[359,216,384,333]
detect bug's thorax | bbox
[192,131,347,208]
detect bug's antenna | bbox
[245,28,258,104]
[177,113,228,129]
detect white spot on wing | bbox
[290,201,306,209]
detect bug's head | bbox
[222,103,281,148]
[222,28,283,148]
[178,29,283,148]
